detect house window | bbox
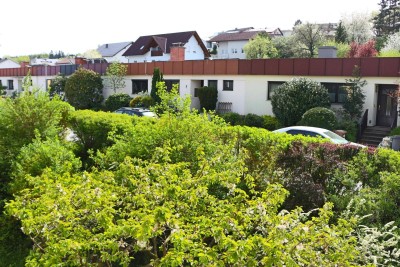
[7,80,14,90]
[267,81,285,100]
[223,80,233,91]
[321,83,347,103]
[208,80,218,89]
[132,79,148,94]
[241,48,244,53]
[164,80,180,92]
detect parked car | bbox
[272,126,366,148]
[114,107,157,118]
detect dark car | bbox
[114,107,157,118]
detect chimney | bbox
[170,42,185,61]
[106,44,109,48]
[318,46,337,58]
[20,61,30,68]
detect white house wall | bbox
[111,74,397,127]
[216,40,247,59]
[0,71,397,128]
[184,36,206,60]
[126,52,171,63]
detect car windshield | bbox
[323,130,350,144]
[141,111,157,117]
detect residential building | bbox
[207,27,283,59]
[0,58,398,130]
[0,58,20,69]
[97,41,133,63]
[122,31,210,63]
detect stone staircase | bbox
[359,126,391,147]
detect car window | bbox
[286,129,323,138]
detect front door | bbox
[376,85,398,127]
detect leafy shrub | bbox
[298,107,337,130]
[140,95,155,108]
[336,119,358,142]
[11,138,82,193]
[64,67,104,110]
[243,113,264,128]
[220,112,244,126]
[389,127,400,136]
[271,78,331,126]
[130,95,154,108]
[68,109,136,166]
[104,93,132,111]
[262,115,280,130]
[197,86,218,111]
[130,95,142,107]
[275,141,363,211]
[0,90,73,177]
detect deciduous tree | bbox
[292,22,325,58]
[243,33,278,59]
[105,62,128,93]
[342,12,374,43]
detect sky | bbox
[0,0,381,57]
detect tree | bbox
[64,67,104,109]
[243,33,278,59]
[150,68,164,103]
[196,86,218,111]
[381,31,400,51]
[22,69,33,91]
[272,36,298,58]
[271,78,331,126]
[335,21,348,43]
[342,12,374,43]
[373,0,400,37]
[292,22,325,58]
[81,49,102,59]
[105,62,128,93]
[347,40,378,57]
[342,65,367,121]
[48,73,68,99]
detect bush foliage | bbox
[104,93,132,111]
[196,86,218,111]
[1,88,400,266]
[64,67,104,110]
[298,107,337,130]
[271,78,331,126]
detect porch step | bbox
[359,126,391,147]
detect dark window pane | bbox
[132,79,148,94]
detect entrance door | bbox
[376,85,398,127]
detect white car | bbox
[272,126,366,148]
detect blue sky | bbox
[0,0,380,57]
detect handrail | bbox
[391,110,398,129]
[357,109,368,141]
